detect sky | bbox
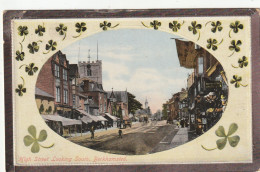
[62,29,193,113]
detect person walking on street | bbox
[118,129,123,139]
[91,126,95,139]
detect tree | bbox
[162,103,168,120]
[127,92,143,115]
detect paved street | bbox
[68,120,193,155]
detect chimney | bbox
[83,80,89,92]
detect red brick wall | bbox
[36,58,54,97]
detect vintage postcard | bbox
[3,9,260,170]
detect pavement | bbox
[150,127,192,153]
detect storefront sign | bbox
[205,81,222,89]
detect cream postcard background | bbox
[13,17,252,165]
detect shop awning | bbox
[77,109,99,122]
[104,113,117,121]
[80,116,93,124]
[41,115,82,126]
[96,115,108,121]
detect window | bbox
[56,87,60,102]
[87,64,92,76]
[72,94,76,107]
[87,69,92,76]
[54,64,60,78]
[198,57,204,74]
[63,69,67,81]
[64,90,68,104]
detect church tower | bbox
[78,46,102,84]
[145,98,148,109]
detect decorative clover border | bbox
[15,19,248,153]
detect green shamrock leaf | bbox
[18,26,29,42]
[28,41,41,54]
[20,63,38,76]
[232,56,248,68]
[141,20,161,30]
[15,77,26,96]
[150,20,161,30]
[23,125,54,153]
[169,21,184,32]
[56,23,67,40]
[16,51,25,61]
[44,40,57,54]
[100,21,111,30]
[202,123,240,151]
[73,22,87,38]
[206,38,223,51]
[211,21,223,33]
[188,21,202,41]
[229,21,244,38]
[35,25,45,36]
[230,75,247,88]
[15,43,25,61]
[99,21,119,31]
[228,40,242,57]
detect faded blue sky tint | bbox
[63,29,193,113]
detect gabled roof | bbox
[107,91,128,103]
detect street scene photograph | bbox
[35,29,229,155]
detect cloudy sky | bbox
[62,29,193,113]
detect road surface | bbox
[68,120,182,155]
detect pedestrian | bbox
[91,126,95,139]
[118,129,123,139]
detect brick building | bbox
[36,50,73,118]
[78,77,107,116]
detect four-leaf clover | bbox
[56,23,67,40]
[206,38,223,51]
[44,40,57,54]
[229,21,243,38]
[19,63,38,76]
[230,75,247,88]
[228,40,242,57]
[202,123,240,151]
[211,21,223,33]
[141,20,161,30]
[169,21,184,32]
[23,125,54,153]
[150,20,161,30]
[15,43,25,61]
[35,25,46,36]
[99,21,119,31]
[188,21,202,41]
[15,77,26,96]
[73,22,87,38]
[232,56,248,68]
[28,41,41,54]
[18,26,29,42]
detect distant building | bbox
[107,90,129,119]
[135,98,151,121]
